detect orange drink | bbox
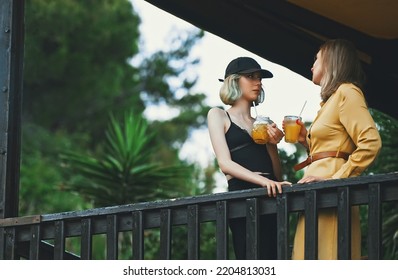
[252,116,271,144]
[284,115,301,143]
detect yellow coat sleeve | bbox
[331,85,382,178]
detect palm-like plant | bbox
[62,111,190,207]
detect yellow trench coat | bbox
[291,83,382,260]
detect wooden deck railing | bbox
[1,172,397,260]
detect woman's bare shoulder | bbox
[207,106,226,118]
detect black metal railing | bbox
[1,172,397,260]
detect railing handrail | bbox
[1,172,396,227]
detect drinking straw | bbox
[252,101,258,117]
[298,100,307,118]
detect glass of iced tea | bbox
[252,116,271,144]
[283,115,301,143]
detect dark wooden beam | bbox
[144,0,398,118]
[0,0,24,219]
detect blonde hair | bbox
[219,74,265,105]
[319,39,365,102]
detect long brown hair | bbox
[319,39,365,102]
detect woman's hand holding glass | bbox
[282,118,308,145]
[294,119,308,144]
[267,123,284,144]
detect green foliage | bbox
[61,112,193,207]
[21,0,210,206]
[138,29,203,104]
[19,123,90,215]
[358,109,398,259]
[366,109,398,174]
[368,109,398,259]
[23,0,141,137]
[279,148,305,183]
[21,0,215,259]
[138,29,211,152]
[381,206,398,259]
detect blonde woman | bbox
[207,57,291,259]
[290,39,382,259]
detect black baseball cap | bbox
[218,57,273,81]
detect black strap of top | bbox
[226,111,254,153]
[226,111,232,122]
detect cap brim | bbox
[238,68,273,78]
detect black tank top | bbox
[225,112,275,191]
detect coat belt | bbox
[293,151,350,171]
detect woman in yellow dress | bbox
[290,39,382,259]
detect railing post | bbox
[304,190,318,259]
[159,209,172,260]
[4,227,16,259]
[337,187,351,259]
[0,0,24,220]
[276,193,289,260]
[368,183,382,259]
[81,218,93,260]
[54,220,65,260]
[246,198,258,259]
[0,0,24,260]
[29,224,41,260]
[0,229,4,259]
[216,201,228,259]
[132,211,144,260]
[106,214,118,260]
[187,205,200,260]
